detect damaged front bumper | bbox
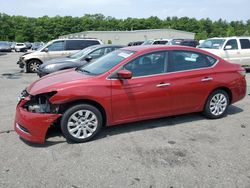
[14,90,61,144]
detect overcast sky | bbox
[0,0,249,21]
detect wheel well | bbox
[26,59,43,72]
[58,99,107,126]
[27,58,43,65]
[209,87,233,104]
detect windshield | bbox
[142,40,153,45]
[199,39,226,49]
[0,42,9,46]
[78,50,135,75]
[69,46,97,59]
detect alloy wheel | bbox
[67,110,98,139]
[209,93,228,116]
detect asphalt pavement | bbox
[0,52,250,188]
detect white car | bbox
[15,43,27,52]
[18,39,103,73]
[198,37,250,67]
[142,39,170,45]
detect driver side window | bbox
[124,51,167,77]
[224,39,238,50]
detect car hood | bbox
[41,58,80,68]
[27,69,94,95]
[198,48,221,55]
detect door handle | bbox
[156,83,171,87]
[201,77,213,82]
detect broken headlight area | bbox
[23,91,59,114]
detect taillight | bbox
[238,70,246,76]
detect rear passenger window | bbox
[240,39,250,49]
[168,51,216,72]
[66,40,100,50]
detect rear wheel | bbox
[27,59,42,73]
[203,89,229,119]
[61,104,103,143]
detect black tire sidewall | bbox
[27,59,41,73]
[204,89,229,119]
[61,104,103,143]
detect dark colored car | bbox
[31,42,43,50]
[14,45,246,144]
[37,44,125,77]
[25,42,32,49]
[0,41,12,52]
[180,39,199,47]
[127,41,144,46]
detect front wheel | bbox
[61,104,103,143]
[27,59,42,73]
[203,89,229,119]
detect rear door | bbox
[165,50,218,114]
[239,38,250,66]
[111,51,173,123]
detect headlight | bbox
[17,89,29,102]
[23,91,59,113]
[44,64,57,70]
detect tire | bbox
[203,89,229,119]
[61,104,103,143]
[27,59,42,73]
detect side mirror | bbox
[44,48,49,52]
[224,45,232,50]
[85,56,92,62]
[117,70,132,79]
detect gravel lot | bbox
[0,52,250,188]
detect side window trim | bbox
[224,39,238,50]
[47,40,65,51]
[168,50,217,73]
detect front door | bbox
[111,51,173,124]
[43,40,65,61]
[222,39,241,64]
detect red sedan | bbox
[14,45,246,143]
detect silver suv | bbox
[18,39,103,72]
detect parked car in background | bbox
[14,45,246,144]
[198,37,250,68]
[37,44,125,77]
[31,42,43,50]
[10,42,16,50]
[0,41,12,52]
[127,41,144,46]
[179,39,199,47]
[17,38,103,73]
[167,39,184,45]
[25,42,32,49]
[15,43,27,52]
[142,39,169,45]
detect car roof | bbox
[91,44,125,48]
[208,36,250,40]
[122,45,198,52]
[121,45,219,58]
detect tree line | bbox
[0,13,249,42]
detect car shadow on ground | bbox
[21,105,243,147]
[95,105,243,141]
[1,70,24,79]
[0,52,7,56]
